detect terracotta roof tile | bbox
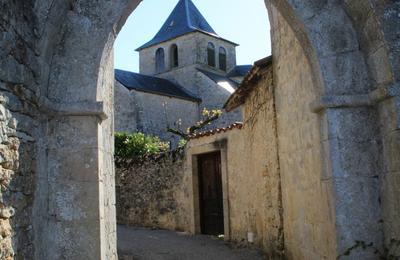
[188,122,243,140]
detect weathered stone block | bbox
[48,179,100,222]
[47,148,100,183]
[319,51,370,95]
[380,174,400,256]
[47,116,99,150]
[0,206,15,219]
[366,45,394,85]
[382,129,400,174]
[305,7,359,56]
[333,176,382,255]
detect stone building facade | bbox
[114,76,200,146]
[0,0,399,259]
[115,58,282,257]
[114,0,249,143]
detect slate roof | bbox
[136,0,238,51]
[115,69,201,102]
[197,68,239,88]
[226,65,253,78]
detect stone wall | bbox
[134,91,200,146]
[115,66,242,144]
[137,31,242,131]
[267,1,397,258]
[159,64,244,129]
[196,71,243,128]
[114,81,138,133]
[186,123,282,257]
[0,0,41,258]
[0,0,399,258]
[115,79,201,146]
[99,48,118,259]
[115,151,191,231]
[1,0,140,258]
[196,33,237,73]
[115,118,282,257]
[0,93,35,259]
[239,65,283,256]
[270,7,338,259]
[139,33,199,76]
[139,32,237,76]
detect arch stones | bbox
[0,0,398,259]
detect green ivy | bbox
[115,132,169,160]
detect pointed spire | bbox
[136,0,223,51]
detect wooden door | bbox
[198,152,224,235]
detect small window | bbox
[207,43,216,67]
[155,48,165,73]
[219,47,227,71]
[170,44,179,68]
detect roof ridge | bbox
[184,0,192,29]
[136,0,225,51]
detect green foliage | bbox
[178,139,187,148]
[115,132,169,159]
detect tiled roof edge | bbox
[188,122,243,140]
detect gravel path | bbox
[117,225,265,260]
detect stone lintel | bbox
[40,98,108,120]
[310,83,400,113]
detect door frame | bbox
[186,140,230,240]
[198,151,223,235]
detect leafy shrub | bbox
[115,132,169,160]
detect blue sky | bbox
[114,0,271,72]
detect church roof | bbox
[197,68,240,88]
[136,0,238,51]
[115,69,201,102]
[226,65,253,78]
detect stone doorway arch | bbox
[1,0,399,259]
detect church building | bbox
[115,0,252,145]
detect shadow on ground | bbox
[117,225,265,260]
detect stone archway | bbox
[0,0,398,259]
[265,1,397,259]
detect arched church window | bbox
[170,44,179,68]
[219,47,227,71]
[155,48,165,73]
[207,43,216,67]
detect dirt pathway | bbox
[117,225,265,260]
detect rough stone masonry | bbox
[0,0,399,259]
[115,150,190,231]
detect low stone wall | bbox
[0,93,36,259]
[115,150,190,231]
